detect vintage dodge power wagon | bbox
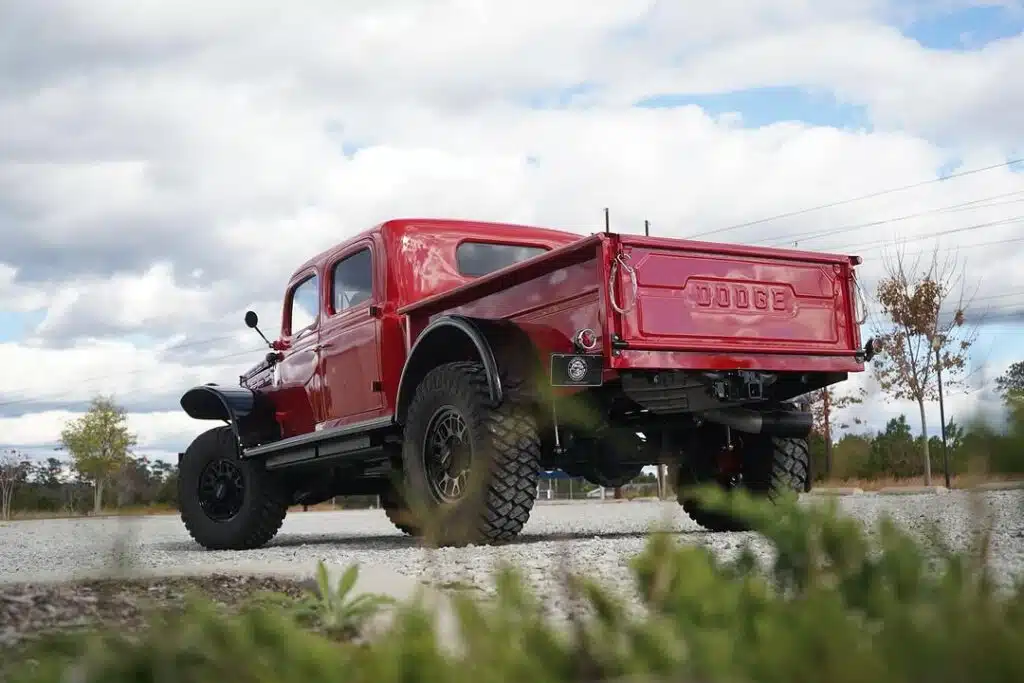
[177,218,879,550]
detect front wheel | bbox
[677,428,809,532]
[178,426,289,550]
[399,361,542,546]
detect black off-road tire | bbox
[401,361,542,547]
[678,434,810,532]
[178,426,289,550]
[380,484,420,537]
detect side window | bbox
[288,274,319,335]
[456,241,548,277]
[331,248,373,313]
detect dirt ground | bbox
[0,574,310,653]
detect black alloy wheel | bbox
[422,405,473,503]
[197,458,247,522]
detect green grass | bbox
[5,486,1024,682]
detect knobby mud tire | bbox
[380,484,420,537]
[400,361,542,547]
[679,435,810,532]
[178,426,289,550]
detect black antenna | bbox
[644,219,650,236]
[604,207,610,234]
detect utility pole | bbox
[931,336,951,489]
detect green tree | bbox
[37,457,65,489]
[831,433,872,479]
[867,414,922,478]
[995,361,1024,404]
[871,245,977,486]
[59,396,138,513]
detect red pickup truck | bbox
[177,218,878,550]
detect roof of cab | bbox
[288,217,586,280]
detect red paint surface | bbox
[241,219,867,437]
[614,236,860,357]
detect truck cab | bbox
[251,219,581,439]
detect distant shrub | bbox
[7,487,1024,683]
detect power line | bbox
[760,190,1024,247]
[852,235,1024,260]
[0,346,267,410]
[826,215,1024,255]
[0,333,243,405]
[687,157,1023,239]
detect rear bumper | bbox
[608,348,865,373]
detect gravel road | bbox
[2,491,1023,612]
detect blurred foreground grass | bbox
[4,486,1023,683]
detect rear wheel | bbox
[178,426,289,550]
[400,361,542,546]
[677,425,809,532]
[381,483,420,536]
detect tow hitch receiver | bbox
[710,370,765,401]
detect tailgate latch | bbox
[609,251,638,314]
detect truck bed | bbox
[399,231,865,375]
[611,235,861,352]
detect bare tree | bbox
[0,451,28,520]
[871,243,978,486]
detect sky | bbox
[1,0,1023,465]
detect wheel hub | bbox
[423,406,472,503]
[197,459,246,522]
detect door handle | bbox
[313,343,333,352]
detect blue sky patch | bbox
[904,5,1024,49]
[975,323,1024,370]
[524,82,597,109]
[0,309,45,342]
[634,86,871,130]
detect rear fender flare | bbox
[180,384,263,451]
[395,316,502,425]
[395,315,549,424]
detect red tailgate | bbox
[611,236,861,357]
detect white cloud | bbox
[0,408,206,454]
[0,265,50,312]
[0,338,264,415]
[0,0,1022,452]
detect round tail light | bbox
[574,328,598,351]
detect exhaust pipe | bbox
[700,406,812,438]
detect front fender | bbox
[180,384,256,422]
[180,384,260,448]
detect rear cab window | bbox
[456,241,548,277]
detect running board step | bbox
[243,415,396,468]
